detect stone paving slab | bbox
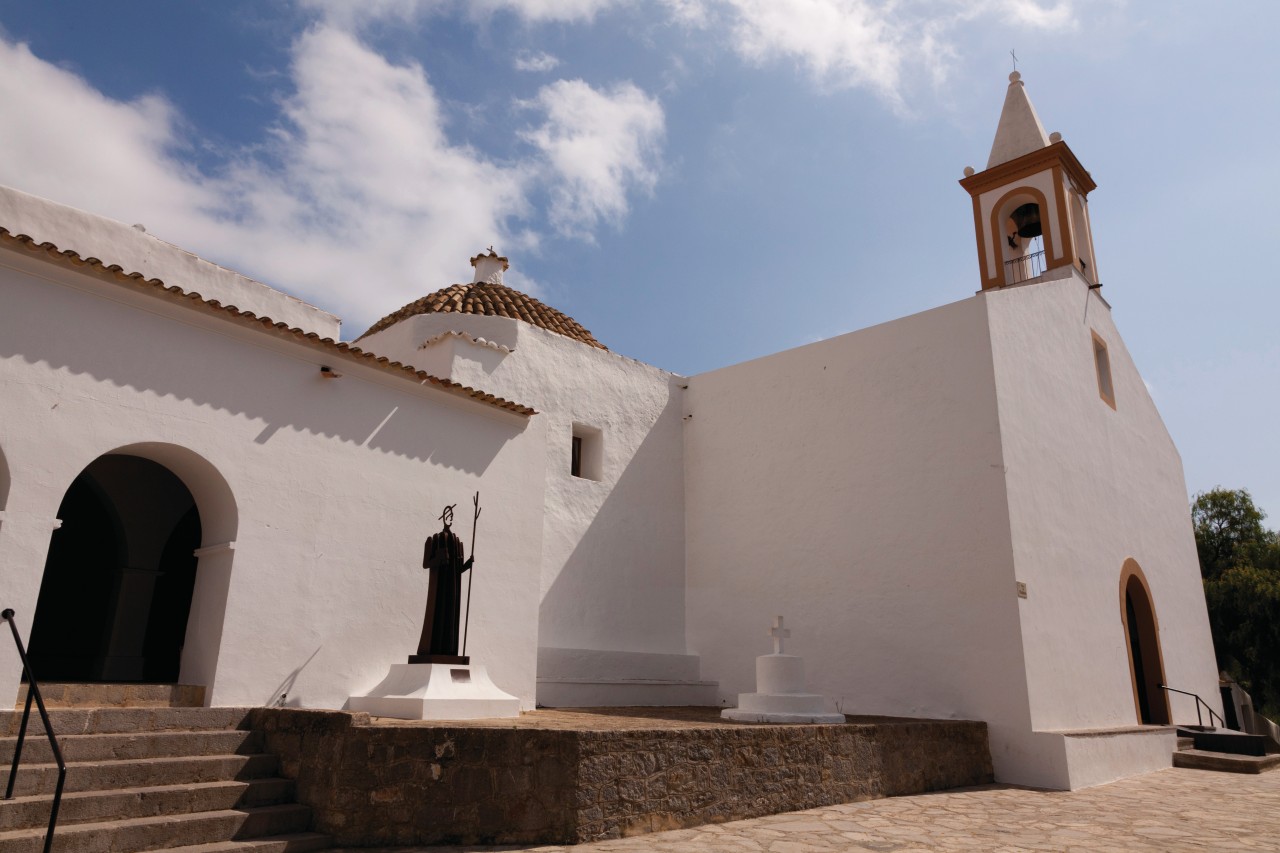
[332,766,1280,852]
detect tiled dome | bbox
[358,282,606,349]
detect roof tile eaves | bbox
[0,227,536,417]
[358,281,608,350]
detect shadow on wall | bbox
[0,289,525,474]
[267,646,322,708]
[537,385,686,655]
[0,440,9,511]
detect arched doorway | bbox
[28,454,202,683]
[1120,560,1171,725]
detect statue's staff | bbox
[462,491,481,657]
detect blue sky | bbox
[0,1,1277,521]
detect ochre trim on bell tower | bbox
[960,74,1099,291]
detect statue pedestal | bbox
[349,663,520,721]
[721,653,845,724]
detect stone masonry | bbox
[248,707,992,847]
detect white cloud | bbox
[519,79,665,238]
[660,0,1082,104]
[473,0,620,21]
[514,50,562,73]
[986,0,1076,29]
[720,0,907,100]
[0,28,666,335]
[301,0,620,26]
[0,40,222,237]
[212,25,536,322]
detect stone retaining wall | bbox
[248,709,992,846]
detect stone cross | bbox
[769,615,790,655]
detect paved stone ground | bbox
[333,766,1280,852]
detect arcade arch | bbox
[26,444,236,688]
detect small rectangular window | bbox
[1092,331,1116,409]
[570,424,603,480]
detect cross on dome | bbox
[769,615,790,654]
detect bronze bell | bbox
[1010,203,1042,239]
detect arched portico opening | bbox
[26,445,236,688]
[1119,559,1171,725]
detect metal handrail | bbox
[1158,684,1228,729]
[1004,249,1045,284]
[3,609,65,853]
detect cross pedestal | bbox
[721,615,845,724]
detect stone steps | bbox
[0,694,329,852]
[16,684,206,709]
[156,834,332,852]
[0,778,296,830]
[7,754,280,798]
[1173,748,1280,774]
[0,730,263,765]
[0,804,314,853]
[1,708,252,737]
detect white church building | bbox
[0,74,1222,791]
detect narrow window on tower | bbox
[1092,331,1116,409]
[571,435,583,478]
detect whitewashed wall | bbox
[683,297,1059,784]
[987,272,1222,737]
[0,247,546,710]
[362,312,689,660]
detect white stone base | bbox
[535,646,720,707]
[720,652,845,724]
[537,678,720,707]
[349,663,520,721]
[721,693,845,724]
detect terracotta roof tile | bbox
[0,228,536,417]
[358,282,607,349]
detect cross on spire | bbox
[1010,49,1019,72]
[769,615,791,655]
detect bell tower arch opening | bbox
[992,188,1051,285]
[1119,559,1171,725]
[1070,190,1098,283]
[26,444,237,689]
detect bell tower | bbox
[960,72,1099,290]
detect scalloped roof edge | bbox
[0,227,537,417]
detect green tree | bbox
[1191,488,1275,580]
[1191,488,1280,717]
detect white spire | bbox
[986,71,1051,169]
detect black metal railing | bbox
[1004,249,1045,284]
[3,609,65,853]
[1159,683,1228,729]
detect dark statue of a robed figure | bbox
[411,502,477,664]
